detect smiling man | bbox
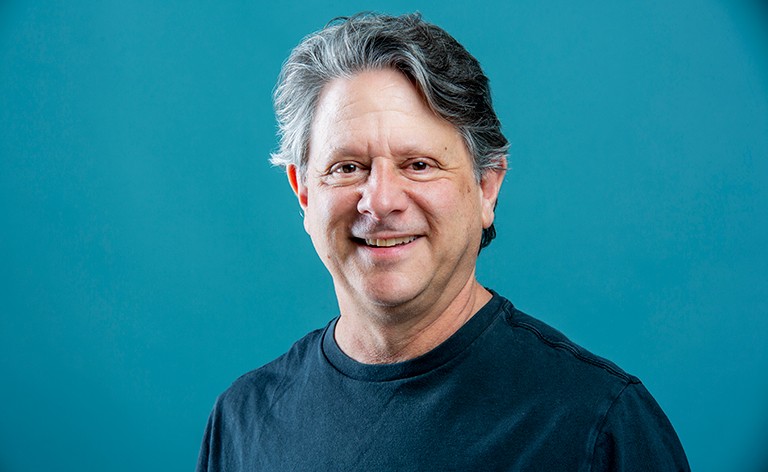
[291,68,503,364]
[197,13,689,471]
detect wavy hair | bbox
[270,12,508,250]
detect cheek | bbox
[420,182,479,225]
[306,189,356,236]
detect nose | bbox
[357,159,409,220]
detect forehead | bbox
[308,69,465,160]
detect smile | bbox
[363,236,418,247]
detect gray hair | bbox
[270,12,508,250]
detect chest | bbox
[238,370,599,471]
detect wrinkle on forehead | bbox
[309,69,466,165]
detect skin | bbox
[287,69,505,364]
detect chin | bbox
[357,279,425,310]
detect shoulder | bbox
[214,326,326,416]
[490,300,689,470]
[196,326,329,470]
[501,304,638,386]
[483,299,640,423]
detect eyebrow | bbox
[327,143,437,160]
[327,145,366,159]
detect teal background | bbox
[1,1,767,470]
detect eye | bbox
[322,161,368,186]
[404,158,440,179]
[335,163,359,174]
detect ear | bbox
[287,164,308,210]
[479,158,507,229]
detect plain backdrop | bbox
[1,1,767,471]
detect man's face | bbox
[288,69,504,315]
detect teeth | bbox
[364,236,417,247]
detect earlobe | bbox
[287,165,308,209]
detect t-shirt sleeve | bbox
[591,382,690,471]
[195,408,215,472]
[196,398,226,472]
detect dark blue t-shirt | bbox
[197,293,689,471]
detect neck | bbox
[333,279,492,364]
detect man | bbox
[197,13,689,471]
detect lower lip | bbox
[357,238,420,258]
